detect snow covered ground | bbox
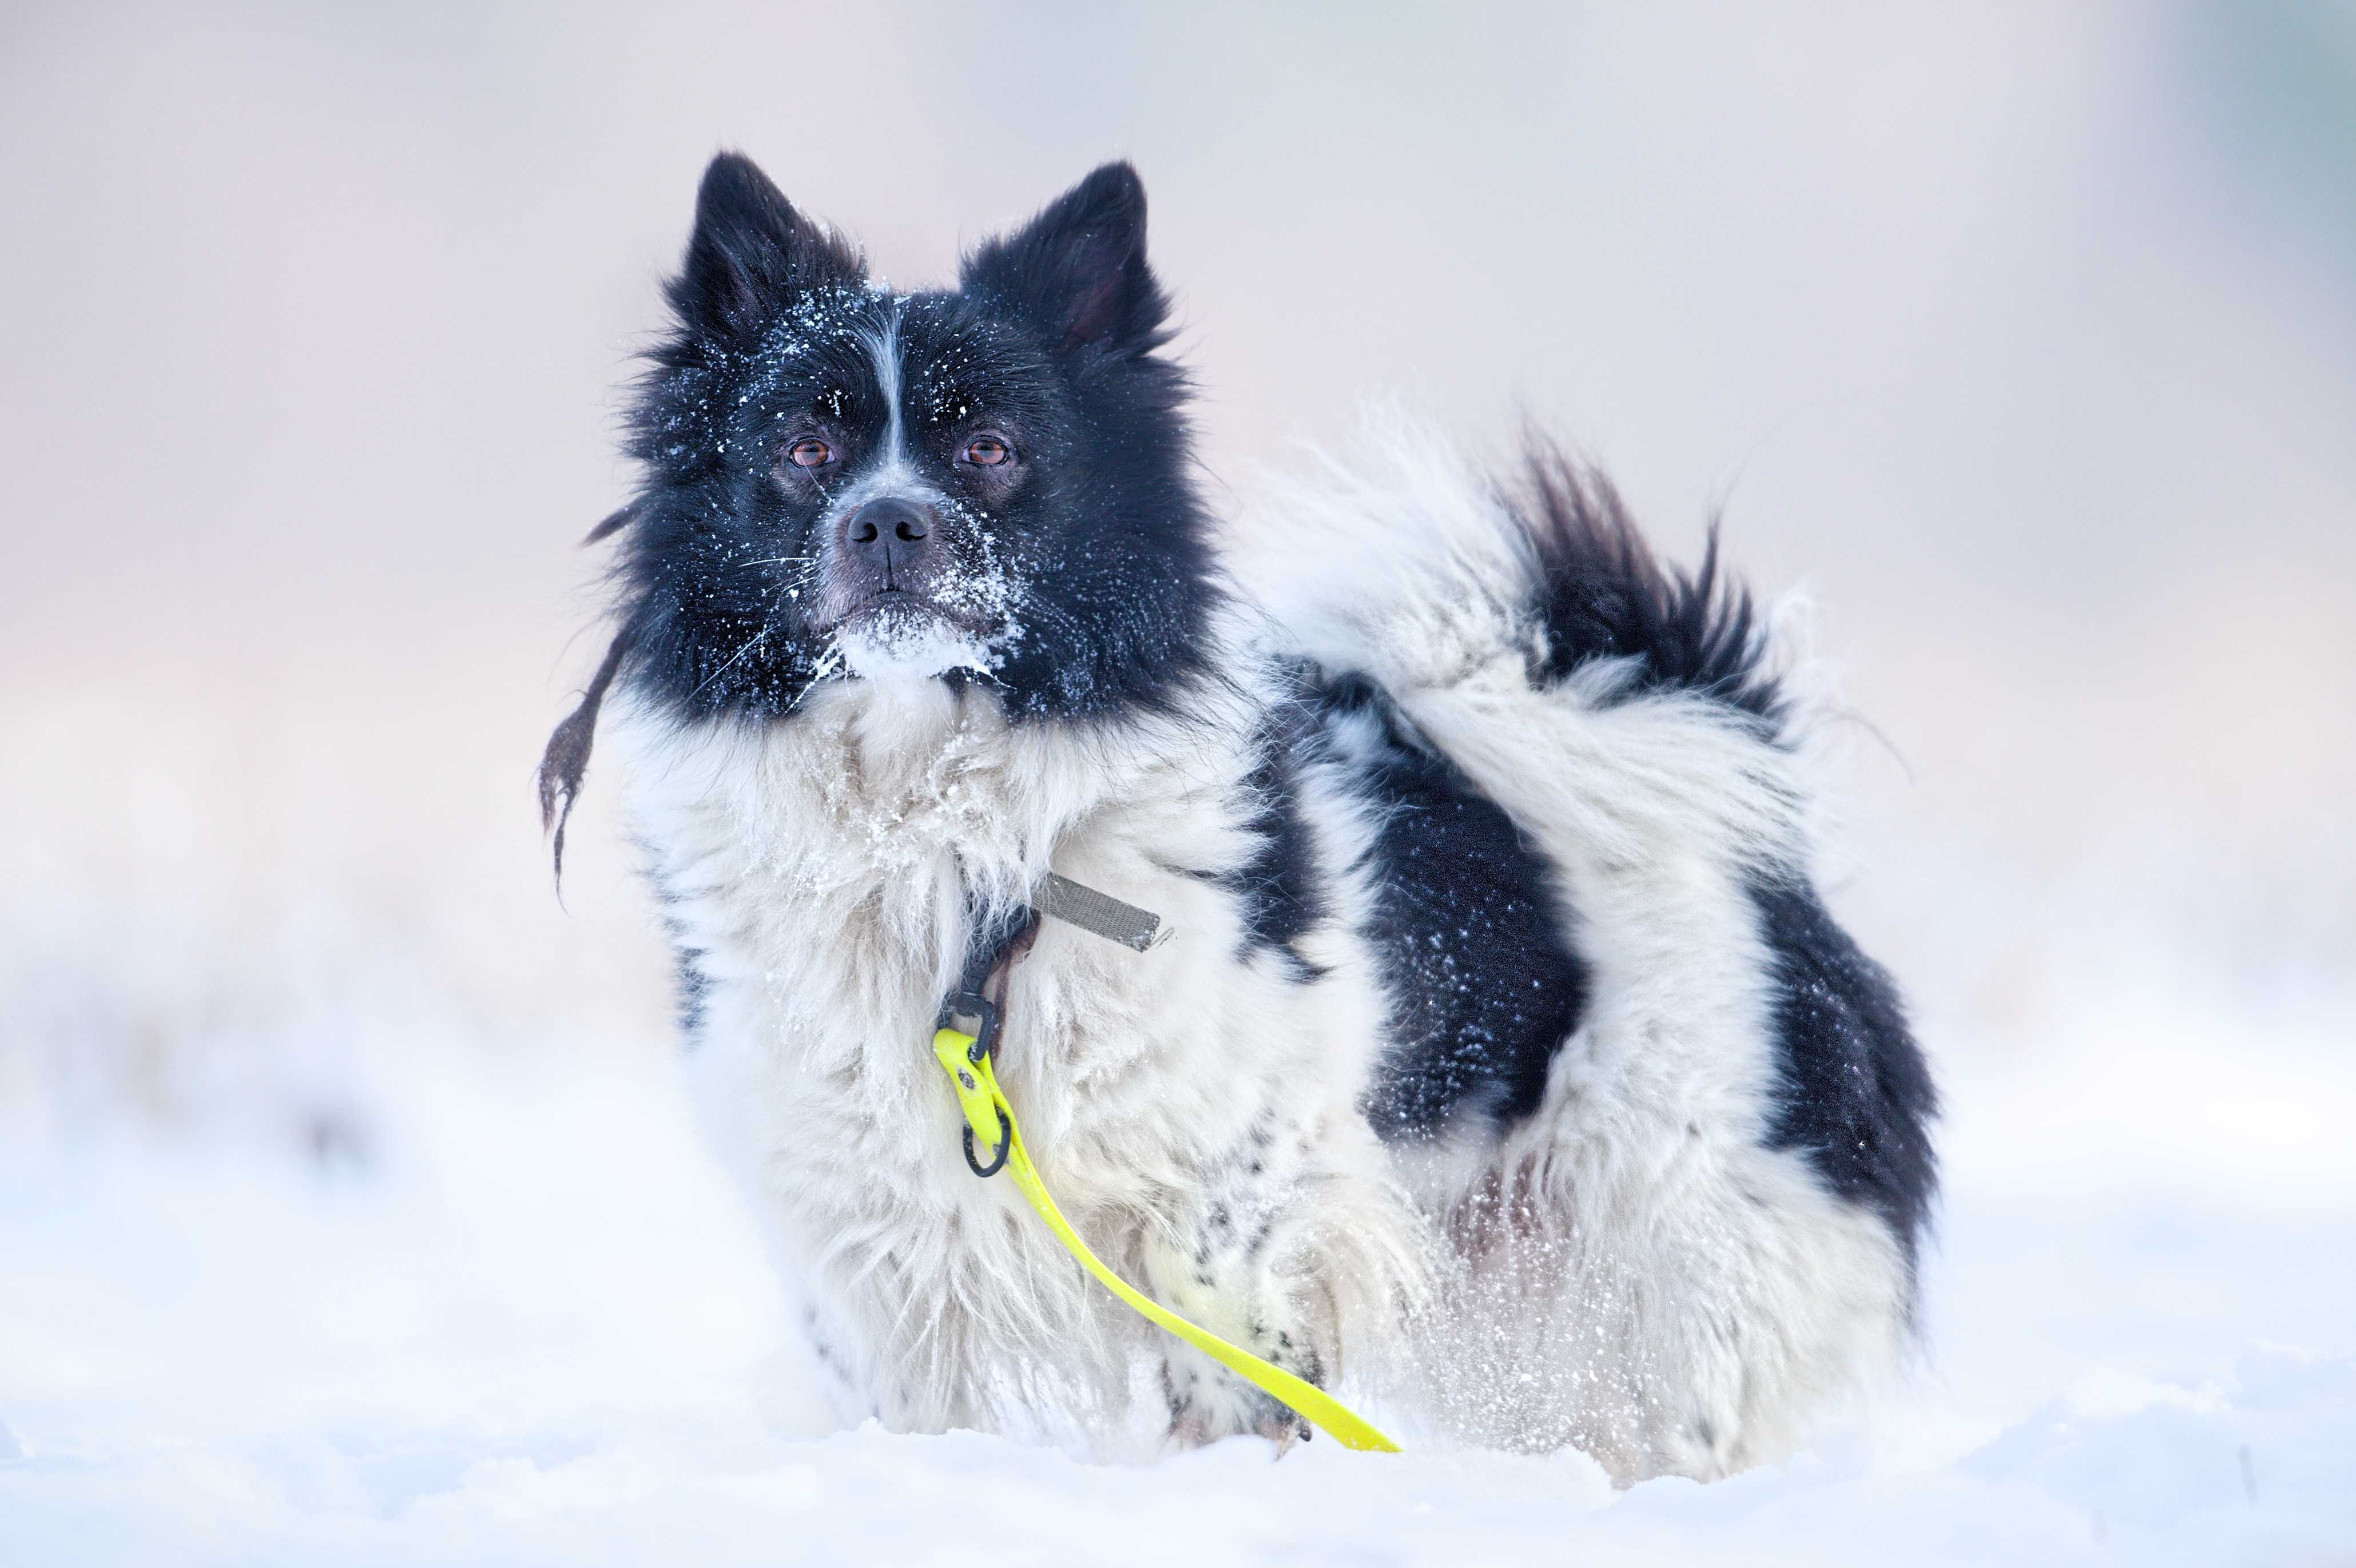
[3,966,2351,1566]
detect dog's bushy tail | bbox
[1235,405,1848,881]
[1237,405,1798,735]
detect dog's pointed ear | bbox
[670,152,863,341]
[961,162,1169,356]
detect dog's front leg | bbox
[1136,1167,1337,1450]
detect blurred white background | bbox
[2,4,2352,1561]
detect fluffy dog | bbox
[541,153,1937,1481]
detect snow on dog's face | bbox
[606,154,1219,722]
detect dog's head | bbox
[599,153,1218,725]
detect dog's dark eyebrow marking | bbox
[582,502,640,546]
[538,628,634,890]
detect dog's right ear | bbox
[669,152,864,342]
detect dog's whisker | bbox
[682,577,802,706]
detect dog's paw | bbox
[1164,1365,1312,1453]
[1258,1406,1313,1456]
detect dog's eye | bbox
[962,435,1012,468]
[786,438,834,469]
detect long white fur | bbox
[613,661,1427,1446]
[617,406,1911,1478]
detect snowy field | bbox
[3,901,2352,1565]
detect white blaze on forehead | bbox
[864,300,910,478]
[820,299,943,519]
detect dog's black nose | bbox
[845,497,931,547]
[839,497,939,591]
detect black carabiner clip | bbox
[939,990,1000,1061]
[963,1104,1013,1179]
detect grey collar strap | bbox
[1032,871,1170,953]
[939,872,1167,1060]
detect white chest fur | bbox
[609,675,1416,1435]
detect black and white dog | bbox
[542,153,1936,1481]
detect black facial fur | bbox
[623,153,1219,719]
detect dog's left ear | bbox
[962,162,1170,356]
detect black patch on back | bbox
[1315,675,1590,1141]
[1748,875,1939,1275]
[1215,710,1331,983]
[1512,446,1782,727]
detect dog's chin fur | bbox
[834,607,996,684]
[553,155,1937,1480]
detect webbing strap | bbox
[930,1026,1403,1454]
[1031,872,1169,952]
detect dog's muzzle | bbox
[816,495,992,635]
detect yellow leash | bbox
[931,1026,1403,1452]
